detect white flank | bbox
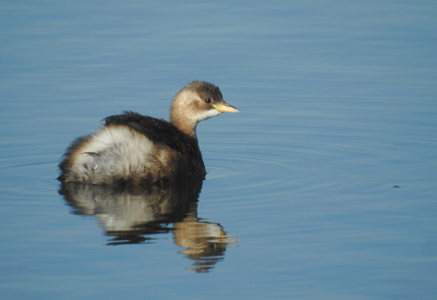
[70,125,155,183]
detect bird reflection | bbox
[59,177,236,273]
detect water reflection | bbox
[59,178,236,273]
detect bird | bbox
[58,81,239,186]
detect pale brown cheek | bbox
[188,102,202,118]
[193,101,204,110]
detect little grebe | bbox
[58,81,239,185]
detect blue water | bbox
[1,1,437,299]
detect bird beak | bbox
[212,101,239,113]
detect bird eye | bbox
[204,98,212,103]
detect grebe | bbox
[58,81,239,185]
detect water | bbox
[1,0,437,299]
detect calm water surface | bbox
[1,1,437,299]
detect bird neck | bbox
[170,113,197,138]
[169,89,199,137]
